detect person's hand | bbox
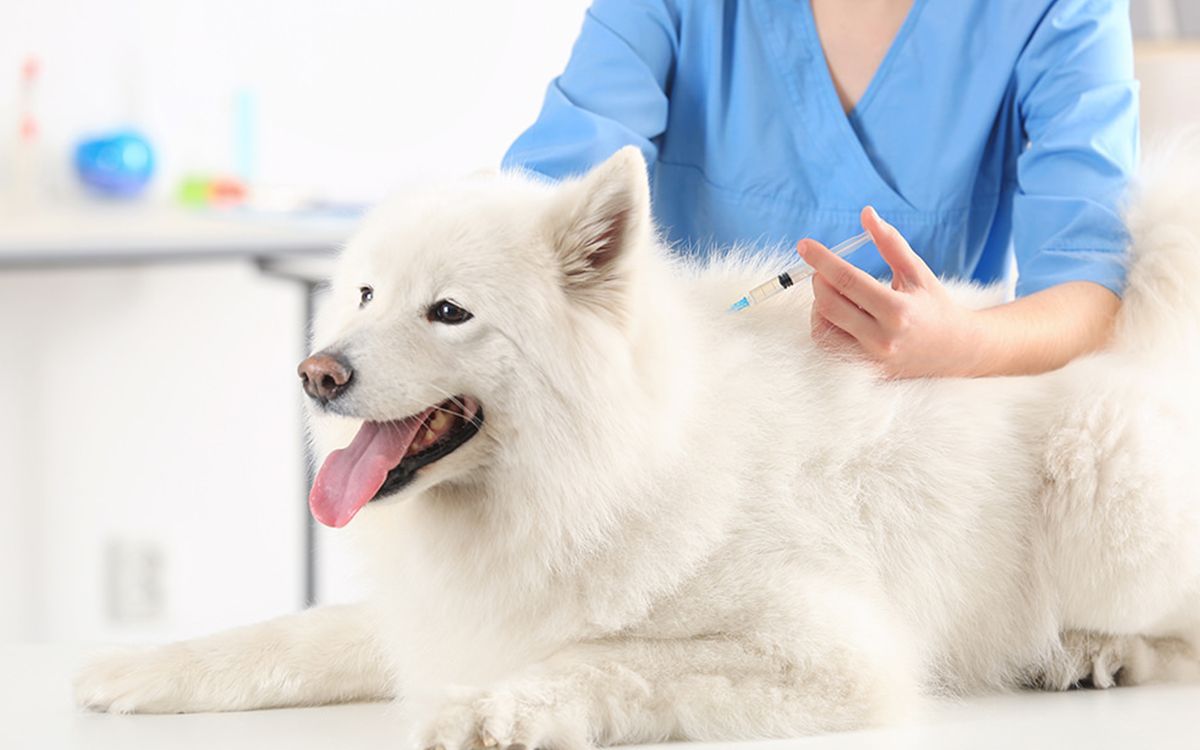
[800,206,984,378]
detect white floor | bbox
[6,643,1200,750]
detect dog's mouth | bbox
[308,396,483,528]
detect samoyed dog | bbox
[76,146,1200,746]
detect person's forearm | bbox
[803,210,1125,380]
[964,281,1121,377]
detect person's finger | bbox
[811,314,858,350]
[798,238,900,321]
[810,297,859,347]
[860,206,935,289]
[811,273,884,351]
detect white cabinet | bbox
[0,264,307,642]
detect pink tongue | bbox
[309,411,432,528]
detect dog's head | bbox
[301,147,655,527]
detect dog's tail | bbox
[1112,132,1200,359]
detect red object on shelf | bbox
[21,56,39,82]
[18,56,40,143]
[209,178,247,205]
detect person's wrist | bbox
[952,307,994,377]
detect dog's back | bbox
[630,135,1200,695]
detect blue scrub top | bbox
[503,0,1139,298]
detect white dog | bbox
[76,145,1200,747]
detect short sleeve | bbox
[1012,0,1139,298]
[502,0,679,180]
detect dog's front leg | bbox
[413,597,918,748]
[75,604,391,713]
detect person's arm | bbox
[1009,0,1138,301]
[802,208,1119,378]
[967,282,1120,375]
[502,0,679,179]
[805,0,1137,378]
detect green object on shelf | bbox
[177,176,210,206]
[176,174,247,207]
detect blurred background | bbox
[0,0,1197,646]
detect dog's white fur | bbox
[76,145,1200,746]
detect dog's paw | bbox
[1034,631,1200,691]
[413,683,591,750]
[1035,631,1138,691]
[74,644,200,714]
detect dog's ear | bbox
[547,147,651,313]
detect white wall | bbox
[1136,42,1200,140]
[0,0,589,199]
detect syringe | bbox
[728,231,873,313]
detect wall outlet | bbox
[104,539,166,624]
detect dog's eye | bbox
[359,286,374,308]
[427,299,473,325]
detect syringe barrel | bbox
[747,276,786,304]
[777,231,871,288]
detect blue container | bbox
[74,130,155,197]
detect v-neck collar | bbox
[756,0,924,211]
[801,0,926,120]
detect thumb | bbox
[861,206,933,289]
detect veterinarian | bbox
[503,0,1138,379]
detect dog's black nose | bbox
[298,352,353,402]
